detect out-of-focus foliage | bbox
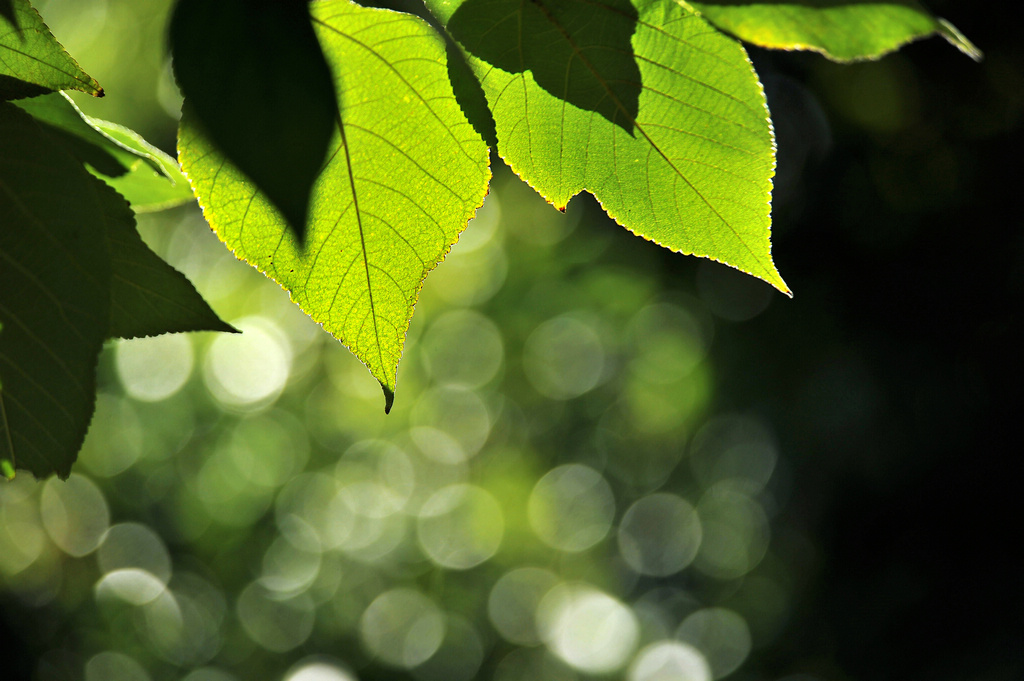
[1,161,793,679]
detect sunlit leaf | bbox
[0,101,111,479]
[170,0,339,240]
[13,92,194,212]
[688,0,981,62]
[0,0,102,99]
[431,0,788,293]
[179,0,490,411]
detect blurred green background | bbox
[2,1,1021,680]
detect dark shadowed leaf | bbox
[0,101,111,479]
[0,100,233,479]
[105,211,237,340]
[169,0,339,242]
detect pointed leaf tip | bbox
[1,459,13,481]
[383,385,395,414]
[178,0,490,405]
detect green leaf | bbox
[433,0,788,293]
[169,0,340,241]
[687,0,982,62]
[105,208,238,340]
[13,92,194,212]
[0,101,111,479]
[179,0,490,412]
[1,99,233,478]
[0,0,103,99]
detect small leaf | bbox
[0,0,102,99]
[688,0,981,62]
[0,101,112,479]
[169,0,339,241]
[434,0,788,293]
[179,0,490,411]
[13,92,194,212]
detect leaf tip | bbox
[937,19,983,62]
[1,459,14,481]
[382,385,396,414]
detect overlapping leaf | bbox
[688,0,981,62]
[13,93,194,212]
[1,101,112,479]
[178,0,490,411]
[432,0,788,293]
[0,100,231,479]
[0,0,102,99]
[170,0,339,240]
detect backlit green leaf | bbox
[0,0,102,99]
[170,0,339,241]
[433,0,788,293]
[178,0,490,411]
[688,0,981,62]
[13,93,194,212]
[0,101,111,479]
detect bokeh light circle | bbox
[417,484,504,569]
[488,567,560,645]
[528,464,615,552]
[617,493,702,576]
[537,583,639,673]
[694,484,771,580]
[84,651,150,681]
[283,659,358,681]
[40,474,109,557]
[116,333,194,401]
[523,315,605,400]
[204,316,292,409]
[236,582,315,652]
[628,641,711,681]
[359,588,445,668]
[421,310,504,389]
[676,608,752,678]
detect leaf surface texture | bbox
[433,0,788,292]
[0,0,102,99]
[178,0,491,410]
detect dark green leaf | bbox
[0,0,102,99]
[169,0,339,241]
[0,101,112,479]
[1,99,233,479]
[106,211,237,340]
[13,93,194,212]
[688,0,981,62]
